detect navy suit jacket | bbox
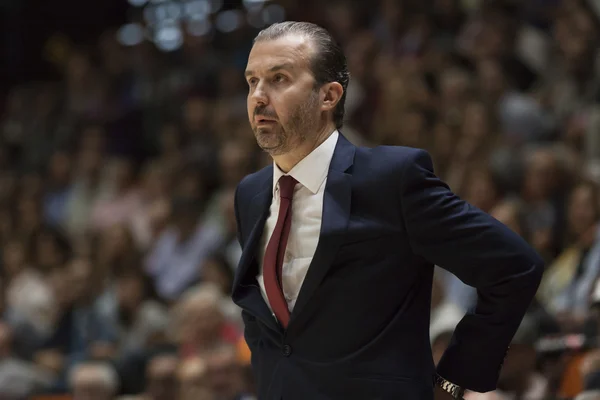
[232,134,544,400]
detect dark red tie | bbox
[263,175,297,328]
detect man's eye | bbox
[273,74,286,83]
[248,78,257,86]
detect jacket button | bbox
[282,344,292,357]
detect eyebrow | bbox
[244,63,294,77]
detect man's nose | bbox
[250,82,268,105]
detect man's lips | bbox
[256,116,277,124]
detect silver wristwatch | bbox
[435,374,465,399]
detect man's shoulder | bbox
[363,144,426,158]
[236,164,272,198]
[354,143,432,172]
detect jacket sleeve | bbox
[399,149,544,393]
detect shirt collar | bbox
[272,130,339,195]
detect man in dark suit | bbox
[233,21,544,400]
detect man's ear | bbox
[321,82,344,112]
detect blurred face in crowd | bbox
[71,366,116,400]
[201,257,233,296]
[381,0,403,28]
[72,381,114,400]
[0,279,5,315]
[176,169,205,201]
[3,238,27,277]
[0,172,16,205]
[66,52,92,83]
[35,230,68,272]
[48,267,71,309]
[220,188,237,236]
[180,295,225,346]
[146,355,179,400]
[80,125,106,153]
[491,201,523,237]
[477,59,505,99]
[184,96,210,132]
[219,140,253,186]
[245,35,322,156]
[101,224,133,261]
[178,357,212,400]
[19,172,43,198]
[324,2,356,41]
[432,122,454,161]
[567,183,599,239]
[116,273,144,311]
[17,196,42,233]
[345,31,377,82]
[462,101,489,140]
[0,322,12,359]
[522,149,557,202]
[141,164,170,199]
[48,151,72,186]
[159,123,182,154]
[205,346,243,399]
[219,66,245,97]
[398,109,425,147]
[110,158,136,192]
[77,148,103,180]
[465,170,499,213]
[68,257,94,304]
[440,68,470,104]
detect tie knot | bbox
[278,175,297,199]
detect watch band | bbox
[435,374,465,399]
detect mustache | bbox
[254,106,277,119]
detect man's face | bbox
[245,35,322,156]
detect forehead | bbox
[246,35,314,73]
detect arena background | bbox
[1,0,600,399]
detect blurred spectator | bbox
[111,268,169,355]
[204,344,249,400]
[64,126,107,237]
[538,181,600,326]
[90,157,142,233]
[0,322,54,398]
[519,145,562,260]
[129,162,172,250]
[69,362,119,400]
[144,196,223,302]
[177,356,212,400]
[173,284,240,360]
[4,236,57,355]
[35,256,117,389]
[33,228,72,273]
[576,392,600,400]
[44,150,74,227]
[144,354,179,400]
[200,252,235,297]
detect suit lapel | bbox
[231,180,279,330]
[289,134,355,328]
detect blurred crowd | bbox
[1,0,600,399]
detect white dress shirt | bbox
[257,130,339,313]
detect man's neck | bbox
[272,123,336,173]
